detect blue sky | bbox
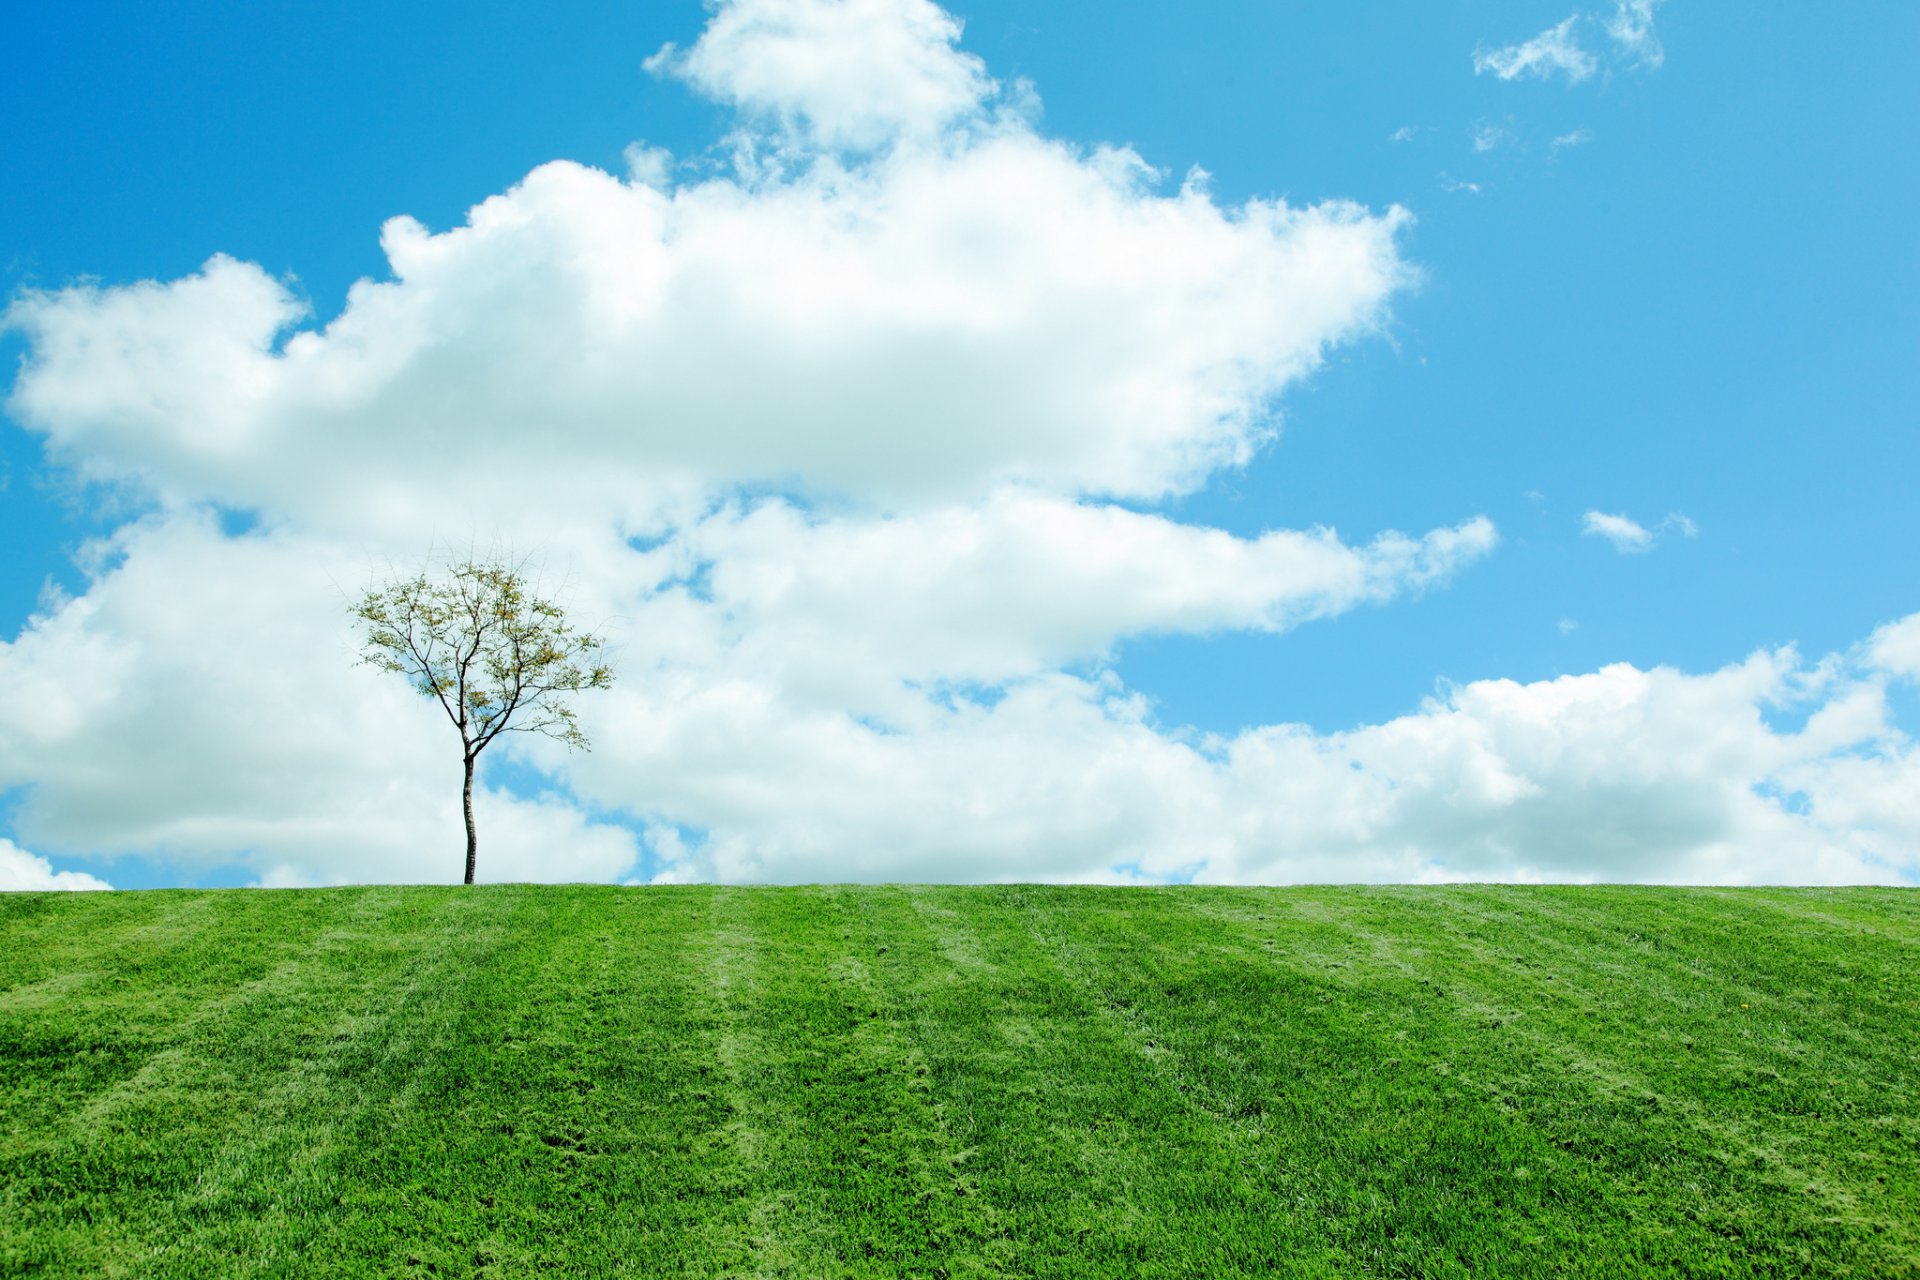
[2,1,1916,890]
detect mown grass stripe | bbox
[996,888,1618,1277]
[283,887,746,1277]
[889,886,1353,1278]
[675,886,1014,1277]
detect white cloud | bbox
[1474,16,1599,84]
[2,511,1913,889]
[0,838,112,891]
[622,141,676,189]
[1551,128,1594,151]
[646,0,995,151]
[1583,510,1655,551]
[0,498,1492,884]
[566,627,1920,887]
[1605,0,1665,69]
[1582,509,1696,553]
[1868,614,1920,681]
[1470,122,1513,153]
[8,142,1408,527]
[1475,4,1664,88]
[668,497,1496,706]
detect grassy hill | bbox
[2,885,1916,1278]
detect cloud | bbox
[1475,4,1664,88]
[0,498,1493,884]
[1868,614,1920,681]
[1474,16,1599,84]
[1582,509,1696,553]
[1604,0,1665,69]
[0,839,112,891]
[1551,128,1594,152]
[669,498,1497,705]
[1583,510,1654,551]
[646,0,995,151]
[1470,122,1513,153]
[575,625,1920,887]
[7,143,1409,528]
[1,512,1912,889]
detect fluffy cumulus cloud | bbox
[1,0,1911,889]
[6,97,1407,527]
[0,497,1494,885]
[562,623,1920,887]
[14,0,1407,525]
[665,498,1497,707]
[646,0,993,150]
[1869,614,1920,681]
[0,839,112,891]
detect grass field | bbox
[1,885,1916,1278]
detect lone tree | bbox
[352,555,614,884]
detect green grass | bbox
[2,886,1916,1278]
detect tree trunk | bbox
[463,753,478,885]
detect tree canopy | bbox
[352,555,614,883]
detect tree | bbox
[352,554,614,884]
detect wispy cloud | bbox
[1551,128,1594,152]
[1605,0,1665,69]
[1584,511,1654,551]
[1474,16,1598,84]
[1583,510,1698,553]
[1470,121,1514,153]
[1475,2,1665,87]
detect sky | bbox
[1,0,1916,891]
